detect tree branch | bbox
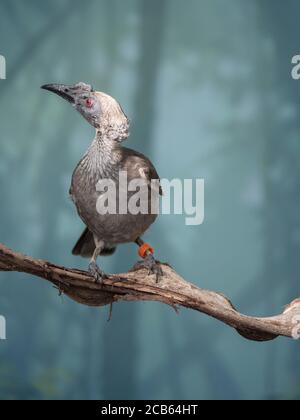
[0,242,299,342]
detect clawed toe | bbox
[88,262,108,284]
[133,255,163,283]
[151,264,163,283]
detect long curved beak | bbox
[41,84,75,104]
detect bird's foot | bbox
[88,262,108,284]
[133,254,163,283]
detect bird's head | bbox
[41,82,129,142]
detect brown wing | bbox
[72,227,116,258]
[121,147,163,195]
[72,227,95,257]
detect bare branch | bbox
[0,242,299,342]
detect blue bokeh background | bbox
[0,0,299,400]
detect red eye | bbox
[85,98,93,108]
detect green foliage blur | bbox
[0,0,300,400]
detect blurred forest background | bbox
[0,0,300,400]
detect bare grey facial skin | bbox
[41,83,129,141]
[41,83,102,128]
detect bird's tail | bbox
[72,228,116,258]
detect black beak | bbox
[41,84,75,104]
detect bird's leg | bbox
[133,238,163,283]
[88,238,108,284]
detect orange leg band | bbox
[138,243,154,259]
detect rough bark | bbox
[0,242,299,342]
